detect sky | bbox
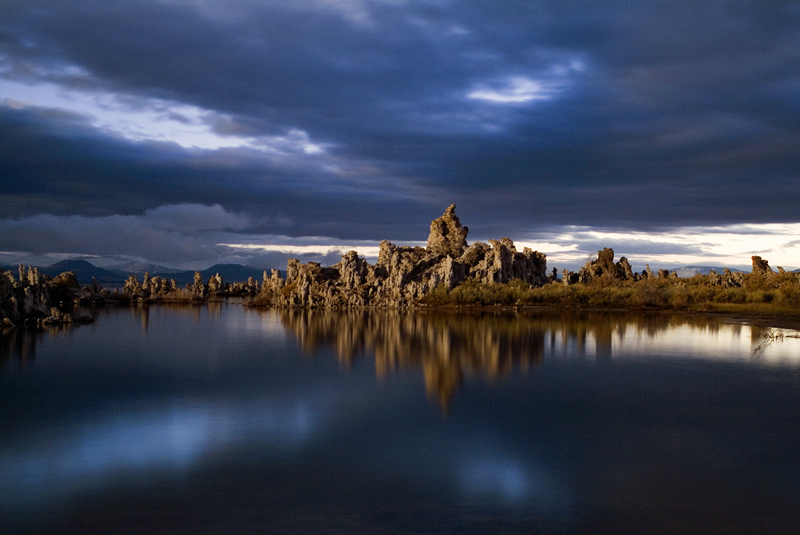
[1,0,799,272]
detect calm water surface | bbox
[1,304,799,534]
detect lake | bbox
[1,304,799,534]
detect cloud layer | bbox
[3,203,800,272]
[1,1,799,268]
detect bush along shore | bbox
[423,252,800,315]
[4,205,800,327]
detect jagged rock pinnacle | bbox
[426,204,469,258]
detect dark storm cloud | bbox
[1,0,799,259]
[0,103,434,239]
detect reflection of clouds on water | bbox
[460,457,530,500]
[0,398,318,512]
[456,448,573,514]
[2,306,799,533]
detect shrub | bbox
[779,285,800,307]
[281,280,298,297]
[715,289,746,304]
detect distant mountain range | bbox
[2,259,272,287]
[2,259,795,288]
[674,266,746,276]
[40,260,126,285]
[677,265,800,275]
[105,261,186,275]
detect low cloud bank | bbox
[2,204,798,273]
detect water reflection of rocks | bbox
[281,309,549,409]
[278,309,732,409]
[0,322,78,369]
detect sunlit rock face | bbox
[426,203,468,258]
[558,247,646,286]
[573,247,637,284]
[51,270,80,288]
[0,266,97,327]
[207,273,224,296]
[751,255,773,277]
[267,205,548,308]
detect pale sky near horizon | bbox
[1,1,799,272]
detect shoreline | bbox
[244,299,800,331]
[4,205,800,329]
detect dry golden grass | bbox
[421,271,800,316]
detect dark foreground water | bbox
[1,304,799,534]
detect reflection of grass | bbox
[754,327,800,356]
[421,272,800,316]
[151,289,202,302]
[108,288,203,304]
[760,329,800,342]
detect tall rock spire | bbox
[426,204,468,258]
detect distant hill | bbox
[122,263,270,287]
[676,266,746,276]
[3,260,271,288]
[198,264,267,284]
[40,260,128,286]
[106,262,185,275]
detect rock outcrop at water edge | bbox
[122,269,265,302]
[0,266,96,327]
[259,204,548,308]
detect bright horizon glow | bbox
[1,207,798,272]
[221,222,800,271]
[220,243,385,260]
[539,223,800,270]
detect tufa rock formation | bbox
[122,268,267,302]
[560,249,758,288]
[560,248,638,285]
[0,266,96,327]
[427,204,468,257]
[751,255,773,277]
[258,205,548,308]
